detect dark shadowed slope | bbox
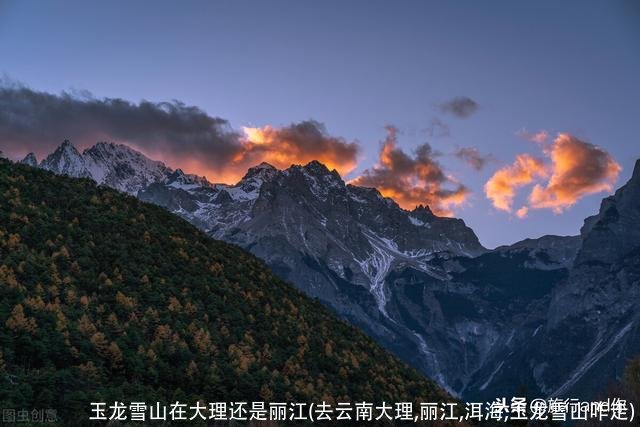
[465,159,640,400]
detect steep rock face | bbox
[575,159,640,266]
[139,161,484,285]
[226,161,485,304]
[386,240,571,396]
[495,235,581,269]
[40,140,92,178]
[82,142,171,194]
[468,160,640,401]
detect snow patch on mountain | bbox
[479,361,504,391]
[355,236,395,315]
[409,216,425,226]
[82,142,172,194]
[414,332,453,395]
[550,321,634,398]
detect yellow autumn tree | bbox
[90,332,109,357]
[107,342,123,369]
[77,314,97,336]
[5,304,36,333]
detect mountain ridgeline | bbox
[0,160,450,424]
[16,141,640,401]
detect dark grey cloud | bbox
[453,146,491,171]
[438,96,479,118]
[0,80,242,167]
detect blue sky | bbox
[1,0,639,247]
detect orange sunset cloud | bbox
[148,121,360,184]
[238,122,359,177]
[528,133,621,212]
[351,126,469,216]
[484,154,547,212]
[485,133,621,216]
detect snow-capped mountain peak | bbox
[242,161,277,177]
[40,140,91,178]
[237,162,278,194]
[82,142,172,194]
[39,140,174,195]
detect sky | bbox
[0,0,639,248]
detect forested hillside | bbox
[0,160,449,424]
